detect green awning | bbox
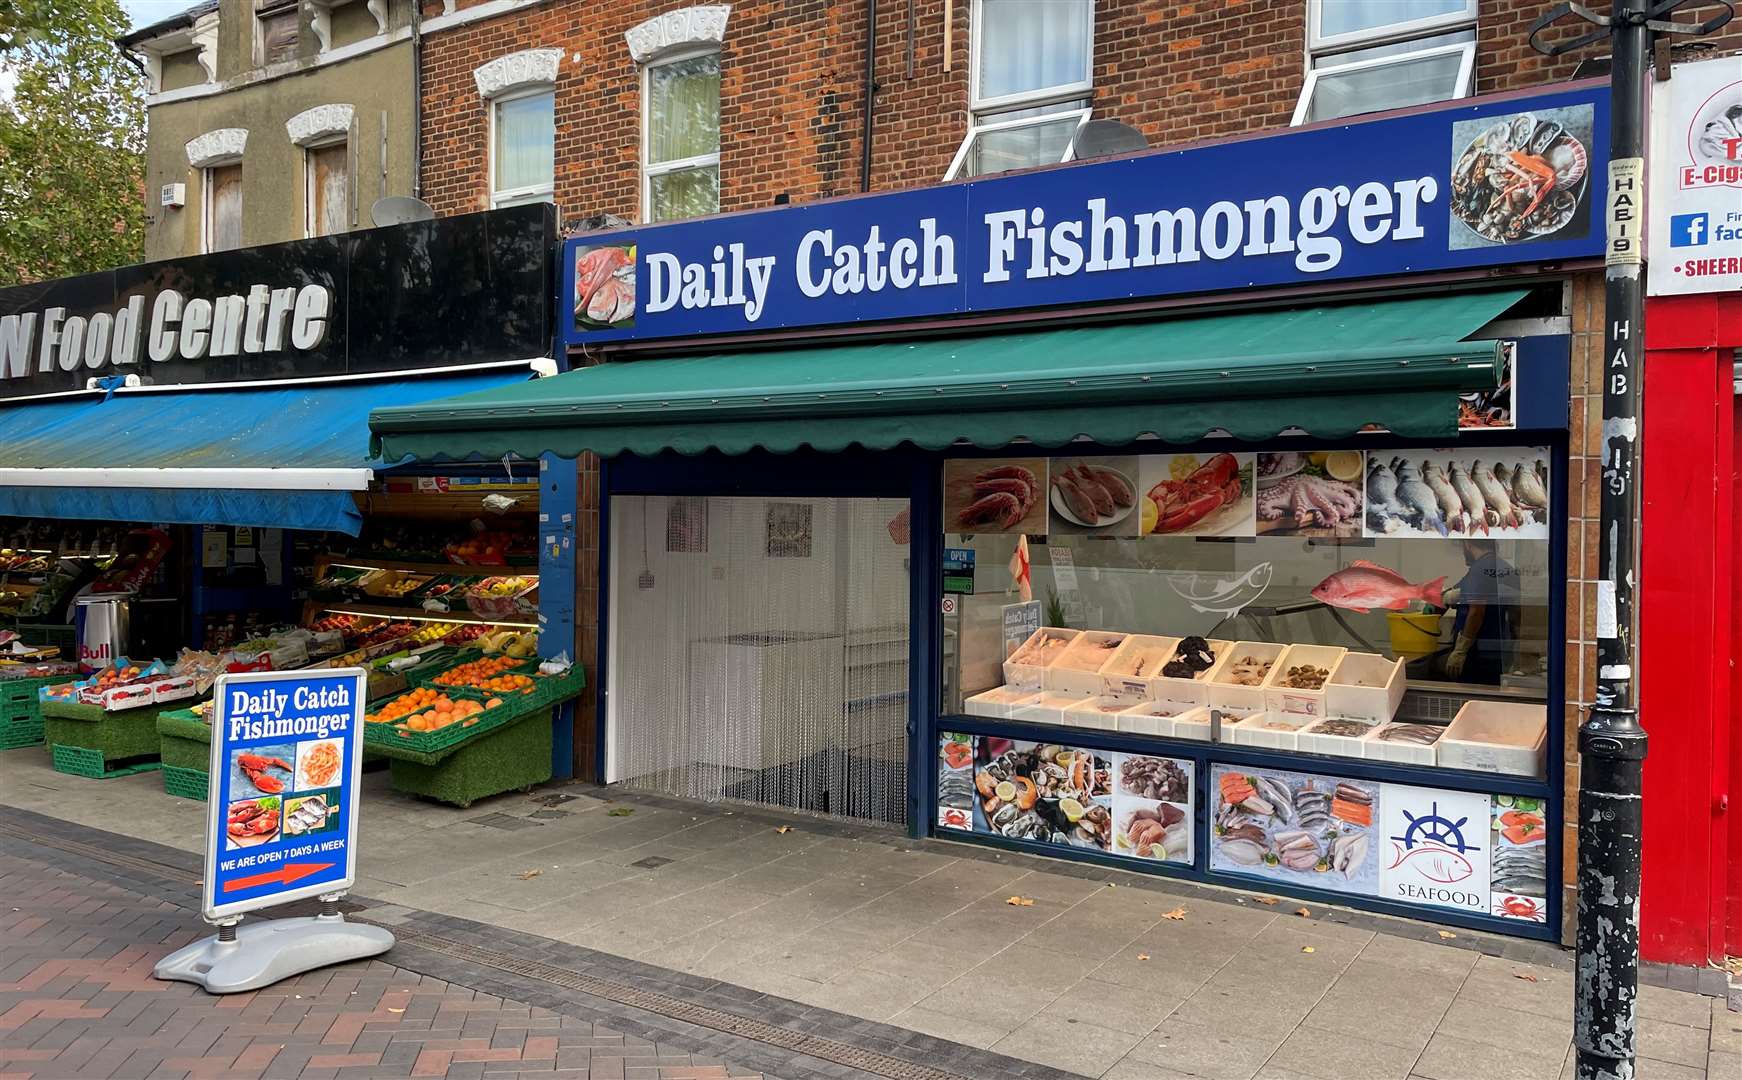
[370,290,1525,462]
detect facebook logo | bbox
[1669,213,1708,247]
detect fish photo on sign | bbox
[943,458,1049,536]
[1047,457,1142,537]
[1363,447,1550,541]
[573,243,637,330]
[1138,452,1256,537]
[1255,451,1365,539]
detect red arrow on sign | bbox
[222,862,335,893]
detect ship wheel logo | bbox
[1391,801,1480,854]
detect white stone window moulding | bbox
[474,48,563,99]
[287,104,355,146]
[309,1,390,53]
[186,128,249,168]
[625,5,730,64]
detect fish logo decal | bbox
[1164,563,1273,617]
[1387,841,1475,884]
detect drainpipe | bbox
[410,0,424,198]
[860,0,876,191]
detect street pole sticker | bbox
[204,668,366,922]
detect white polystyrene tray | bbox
[1322,652,1406,724]
[1047,631,1128,693]
[1206,642,1288,716]
[1099,634,1183,700]
[1263,644,1349,717]
[1002,627,1081,690]
[1296,716,1380,759]
[1228,711,1314,751]
[1152,639,1233,707]
[1438,699,1548,777]
[1359,720,1443,766]
[963,685,1040,719]
[1064,695,1141,731]
[1013,690,1096,727]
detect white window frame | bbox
[202,160,243,254]
[947,0,1095,180]
[1307,0,1478,52]
[1291,38,1475,127]
[944,105,1091,182]
[640,44,721,224]
[303,136,348,238]
[967,0,1096,114]
[488,84,556,209]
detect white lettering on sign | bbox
[0,283,334,383]
[983,178,1438,283]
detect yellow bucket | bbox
[1387,611,1444,659]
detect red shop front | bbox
[1638,55,1741,972]
[1639,294,1741,969]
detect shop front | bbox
[1639,56,1741,969]
[371,83,1610,938]
[1,205,589,806]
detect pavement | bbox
[2,750,1738,1080]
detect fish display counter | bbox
[937,441,1559,937]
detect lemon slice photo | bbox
[1324,451,1364,482]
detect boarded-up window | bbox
[307,143,348,237]
[206,164,242,252]
[257,0,299,65]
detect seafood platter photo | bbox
[1254,451,1365,539]
[1490,796,1549,922]
[1449,106,1593,248]
[1365,447,1550,540]
[939,733,1194,866]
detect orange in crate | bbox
[432,656,523,686]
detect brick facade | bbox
[419,0,1740,219]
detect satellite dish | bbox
[370,195,435,227]
[1071,120,1149,161]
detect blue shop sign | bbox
[203,668,365,921]
[566,85,1608,347]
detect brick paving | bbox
[0,848,769,1079]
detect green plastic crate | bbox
[162,764,210,801]
[0,715,44,750]
[50,742,160,779]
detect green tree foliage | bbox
[0,0,145,284]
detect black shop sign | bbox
[0,204,553,402]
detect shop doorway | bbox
[606,495,911,826]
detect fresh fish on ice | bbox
[1393,459,1448,535]
[1472,459,1522,528]
[1448,463,1495,533]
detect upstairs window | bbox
[306,142,348,237]
[205,164,243,253]
[1294,0,1476,125]
[257,0,301,66]
[947,0,1094,180]
[644,51,721,222]
[492,87,556,207]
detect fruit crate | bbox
[16,623,74,655]
[408,654,537,691]
[162,764,210,801]
[50,742,160,780]
[363,688,522,755]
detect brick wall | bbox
[422,0,1741,217]
[1562,270,1603,943]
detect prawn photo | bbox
[297,740,342,790]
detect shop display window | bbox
[939,446,1553,782]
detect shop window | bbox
[946,0,1094,180]
[257,0,301,66]
[1294,0,1476,126]
[643,51,721,222]
[204,163,243,253]
[306,141,348,237]
[491,87,555,208]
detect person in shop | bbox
[1440,538,1518,685]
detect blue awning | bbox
[0,370,531,534]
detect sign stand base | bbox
[154,910,394,994]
